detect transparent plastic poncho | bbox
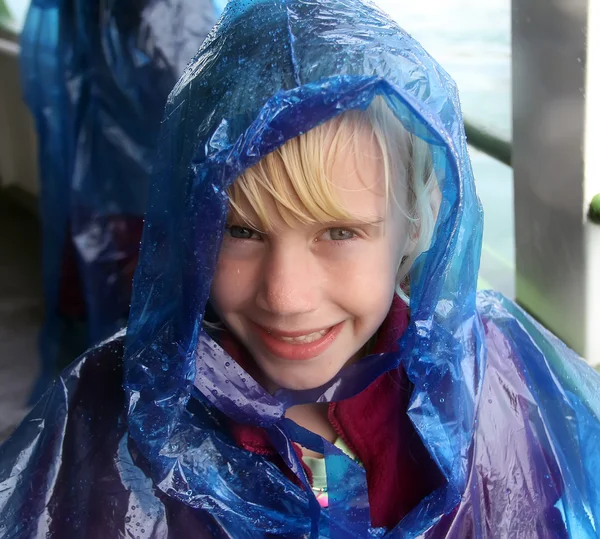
[19,0,219,400]
[2,0,600,537]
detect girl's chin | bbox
[257,363,340,393]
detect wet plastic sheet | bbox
[19,0,219,400]
[2,0,600,537]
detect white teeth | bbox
[278,329,329,344]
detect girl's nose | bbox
[255,244,320,316]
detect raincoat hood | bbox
[123,0,482,534]
[2,0,600,538]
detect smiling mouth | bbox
[272,328,330,344]
[250,322,344,361]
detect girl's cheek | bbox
[218,241,261,260]
[212,256,260,308]
[321,244,397,281]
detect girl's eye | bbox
[322,228,356,241]
[226,225,260,240]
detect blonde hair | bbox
[227,96,439,303]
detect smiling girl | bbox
[1,0,599,537]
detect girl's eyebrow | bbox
[322,218,385,227]
[224,217,385,233]
[226,216,262,228]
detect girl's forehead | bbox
[326,126,385,194]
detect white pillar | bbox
[512,0,600,365]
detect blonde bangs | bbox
[227,110,383,231]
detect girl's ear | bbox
[404,230,418,258]
[429,181,442,224]
[399,177,442,269]
[411,180,442,251]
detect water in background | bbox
[376,0,515,296]
[3,0,27,29]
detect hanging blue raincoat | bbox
[3,0,600,537]
[19,0,219,401]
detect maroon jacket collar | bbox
[223,297,444,530]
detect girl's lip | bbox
[251,321,345,361]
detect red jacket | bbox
[224,297,444,530]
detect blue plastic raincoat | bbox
[3,0,600,537]
[19,0,219,400]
